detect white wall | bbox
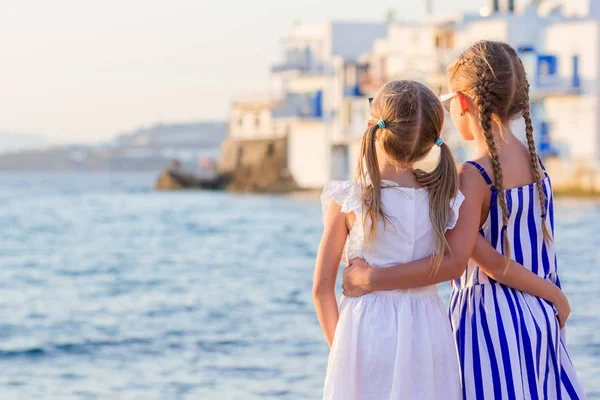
[382,25,443,79]
[561,0,600,18]
[544,21,598,93]
[455,18,509,51]
[330,145,349,181]
[229,106,287,140]
[348,140,362,181]
[287,75,327,93]
[455,13,541,54]
[330,56,345,144]
[288,121,330,188]
[289,22,331,66]
[543,20,599,162]
[544,96,597,161]
[348,98,370,140]
[332,96,369,143]
[369,36,392,83]
[271,23,330,94]
[505,12,542,49]
[271,70,300,95]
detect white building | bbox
[452,0,599,189]
[339,16,465,174]
[228,21,387,189]
[227,0,600,192]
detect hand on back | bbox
[342,258,373,297]
[553,289,571,328]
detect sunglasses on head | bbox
[439,91,474,113]
[439,92,457,113]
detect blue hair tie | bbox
[377,120,386,129]
[434,137,444,147]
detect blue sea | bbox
[0,172,598,399]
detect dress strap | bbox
[465,161,494,189]
[537,156,549,178]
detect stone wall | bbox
[218,137,298,193]
[545,158,600,195]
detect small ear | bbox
[367,120,375,128]
[457,92,470,113]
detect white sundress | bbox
[320,180,464,400]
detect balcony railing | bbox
[272,92,323,119]
[359,73,388,94]
[538,121,559,158]
[271,63,327,74]
[531,77,581,99]
[343,85,363,97]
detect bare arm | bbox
[313,200,349,347]
[341,166,570,325]
[472,235,560,303]
[350,165,485,291]
[472,235,570,327]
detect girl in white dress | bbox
[313,80,463,400]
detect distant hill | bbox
[0,121,228,171]
[0,132,49,154]
[113,122,227,148]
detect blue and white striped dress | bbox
[449,161,587,400]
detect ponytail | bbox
[358,80,448,254]
[415,141,459,275]
[356,124,386,243]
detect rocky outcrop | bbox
[155,170,187,190]
[218,137,298,193]
[154,168,226,190]
[154,137,298,192]
[545,158,600,196]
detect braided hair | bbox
[448,41,552,265]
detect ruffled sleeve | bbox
[446,190,466,230]
[320,181,364,264]
[320,181,362,224]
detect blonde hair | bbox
[448,40,552,266]
[356,80,459,275]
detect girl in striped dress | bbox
[342,41,587,399]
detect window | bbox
[447,33,454,49]
[255,114,260,131]
[236,147,244,167]
[345,65,357,86]
[345,102,352,126]
[435,32,454,50]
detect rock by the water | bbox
[155,170,187,190]
[218,137,298,193]
[155,168,225,191]
[154,136,300,193]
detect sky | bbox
[0,0,482,144]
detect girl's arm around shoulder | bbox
[313,200,350,347]
[458,163,570,326]
[471,235,570,327]
[344,164,488,292]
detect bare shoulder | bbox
[458,160,488,184]
[457,160,490,202]
[457,161,478,176]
